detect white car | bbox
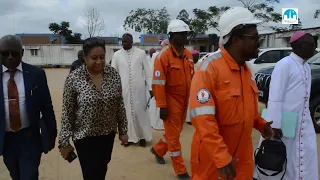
[246,47,293,75]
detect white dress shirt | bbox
[2,63,29,132]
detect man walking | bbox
[189,7,273,180]
[0,35,57,180]
[111,33,152,147]
[70,50,84,73]
[150,19,193,179]
[254,31,318,179]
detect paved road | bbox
[0,68,318,180]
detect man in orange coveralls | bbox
[189,7,274,180]
[150,19,194,180]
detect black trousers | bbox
[75,132,115,180]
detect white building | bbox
[260,26,320,48]
[22,44,194,66]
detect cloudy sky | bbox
[1,0,319,42]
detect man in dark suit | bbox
[0,35,57,180]
[69,50,84,73]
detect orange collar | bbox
[170,43,185,59]
[221,48,248,71]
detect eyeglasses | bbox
[83,38,105,47]
[0,51,20,58]
[241,34,260,41]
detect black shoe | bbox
[186,122,192,125]
[177,173,190,180]
[150,147,165,164]
[123,142,134,147]
[139,139,147,147]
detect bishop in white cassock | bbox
[254,32,318,180]
[111,33,152,147]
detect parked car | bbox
[254,51,320,132]
[246,47,294,75]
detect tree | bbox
[190,6,229,34]
[48,21,82,44]
[82,7,105,37]
[315,9,320,18]
[49,21,72,36]
[190,0,282,34]
[177,9,191,25]
[189,9,211,34]
[123,7,170,34]
[238,0,282,24]
[289,18,302,30]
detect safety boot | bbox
[150,147,165,164]
[177,173,190,180]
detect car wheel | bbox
[310,96,320,133]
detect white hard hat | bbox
[167,19,190,34]
[218,7,261,37]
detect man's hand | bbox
[262,121,274,139]
[272,128,283,139]
[218,158,237,179]
[149,91,154,98]
[160,108,168,120]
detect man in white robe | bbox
[254,32,318,179]
[148,40,170,130]
[111,33,152,147]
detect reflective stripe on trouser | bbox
[153,110,187,175]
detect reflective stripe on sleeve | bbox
[190,106,215,118]
[200,52,222,71]
[169,150,181,157]
[152,80,166,85]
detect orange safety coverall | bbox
[152,44,194,175]
[189,48,267,180]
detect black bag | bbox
[254,139,287,179]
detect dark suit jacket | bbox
[69,59,83,73]
[0,62,57,155]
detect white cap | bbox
[167,19,190,34]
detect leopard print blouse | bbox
[58,64,127,147]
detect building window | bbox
[31,49,38,56]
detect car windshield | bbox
[307,52,320,65]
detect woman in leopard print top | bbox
[58,37,128,180]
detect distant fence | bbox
[22,44,194,67]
